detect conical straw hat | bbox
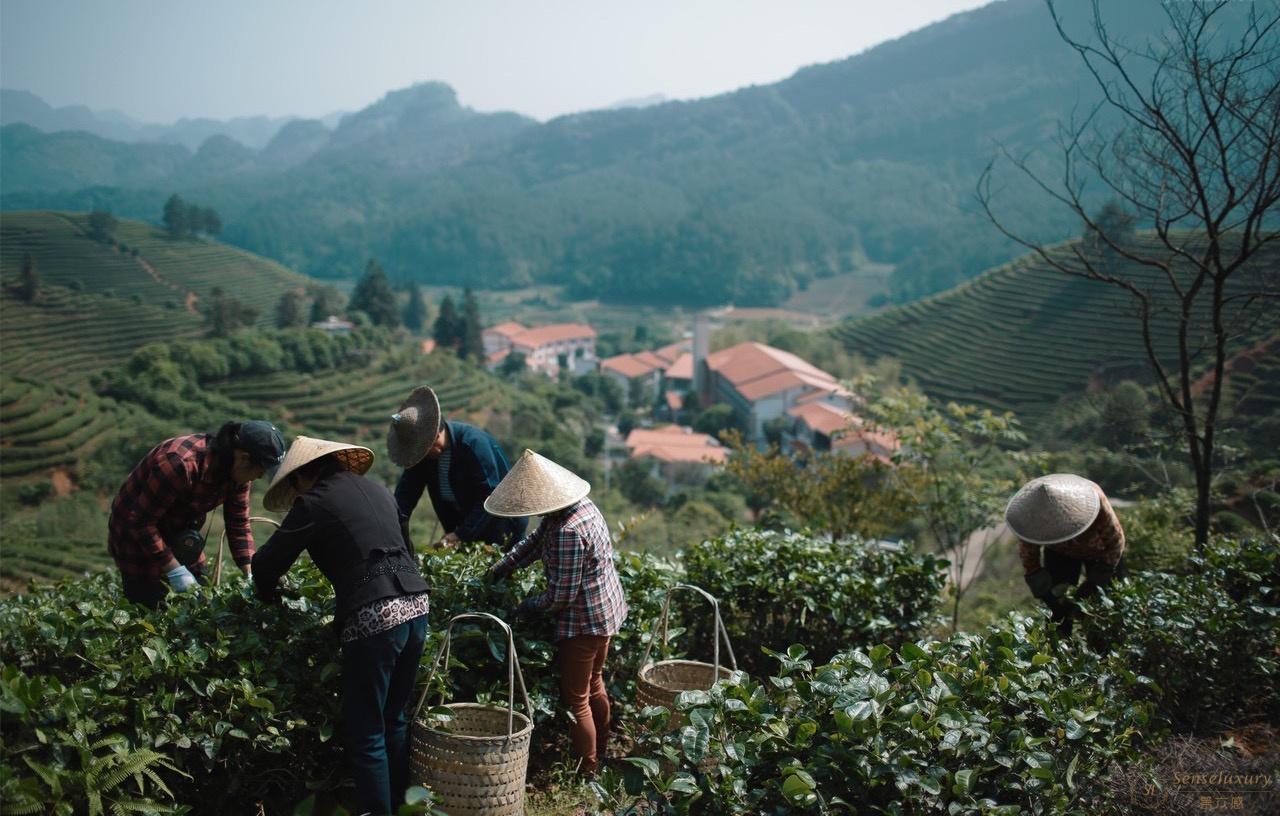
[264,436,374,512]
[386,386,442,468]
[1004,473,1101,546]
[483,449,591,518]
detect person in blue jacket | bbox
[387,386,526,549]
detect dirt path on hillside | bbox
[136,255,198,312]
[50,469,74,497]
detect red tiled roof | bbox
[484,321,527,338]
[664,352,694,381]
[788,402,855,436]
[487,348,511,365]
[601,353,662,379]
[511,323,597,348]
[705,342,843,403]
[665,390,684,411]
[653,341,691,365]
[625,425,726,464]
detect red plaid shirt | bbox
[107,434,254,578]
[493,498,628,641]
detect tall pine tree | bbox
[460,288,484,360]
[403,280,429,332]
[18,252,39,302]
[434,295,460,351]
[349,259,400,328]
[275,290,307,328]
[162,194,188,238]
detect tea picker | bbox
[107,420,284,608]
[484,450,629,776]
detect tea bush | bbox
[0,543,680,814]
[1077,536,1280,734]
[624,615,1156,815]
[682,529,948,675]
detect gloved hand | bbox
[166,564,199,593]
[1025,569,1055,601]
[513,597,539,621]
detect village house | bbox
[788,401,898,461]
[697,340,854,442]
[623,424,727,489]
[312,315,355,334]
[599,341,691,409]
[482,321,598,377]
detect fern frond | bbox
[109,795,170,816]
[2,795,45,816]
[98,751,165,794]
[21,755,61,792]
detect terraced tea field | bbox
[0,376,153,480]
[832,237,1280,427]
[212,349,510,444]
[0,210,309,327]
[0,287,201,387]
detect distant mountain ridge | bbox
[0,89,310,150]
[0,0,1222,307]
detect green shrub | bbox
[1078,537,1280,734]
[0,544,680,813]
[16,481,53,507]
[682,529,948,675]
[1115,491,1195,572]
[625,615,1155,814]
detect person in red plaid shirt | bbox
[485,450,628,777]
[108,420,284,607]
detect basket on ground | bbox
[410,613,533,816]
[636,583,738,729]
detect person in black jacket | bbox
[386,386,525,549]
[253,437,429,816]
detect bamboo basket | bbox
[410,613,533,816]
[636,584,738,730]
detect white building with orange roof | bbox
[788,402,898,461]
[482,321,597,377]
[700,341,854,441]
[624,424,727,488]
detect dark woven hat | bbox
[386,387,442,468]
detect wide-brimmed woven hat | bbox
[483,449,591,518]
[387,386,442,468]
[1004,473,1101,545]
[263,436,374,512]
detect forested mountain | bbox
[0,0,1206,306]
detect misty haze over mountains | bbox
[0,0,1217,307]
[0,88,348,151]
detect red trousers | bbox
[557,635,612,775]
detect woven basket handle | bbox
[213,516,280,587]
[412,612,532,741]
[639,583,737,687]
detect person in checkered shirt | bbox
[485,450,628,777]
[107,420,284,607]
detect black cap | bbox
[237,421,286,467]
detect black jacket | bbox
[394,421,526,547]
[253,469,429,624]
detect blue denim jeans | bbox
[341,613,429,816]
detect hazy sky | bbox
[1,0,991,123]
